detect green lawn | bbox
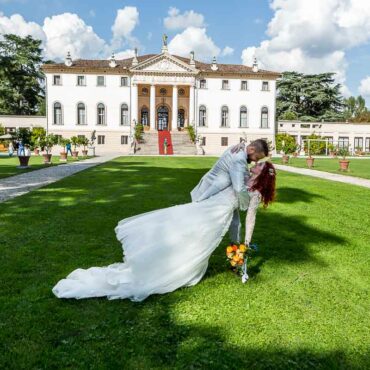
[272,157,370,180]
[0,157,369,369]
[0,155,91,179]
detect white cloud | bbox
[43,13,108,59]
[111,6,139,49]
[168,27,220,61]
[0,12,45,42]
[0,7,141,61]
[114,49,136,59]
[221,46,234,57]
[164,7,205,30]
[241,0,370,96]
[359,76,370,97]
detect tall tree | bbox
[0,34,45,115]
[343,95,367,119]
[277,72,345,121]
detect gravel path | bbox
[274,164,370,189]
[0,154,118,203]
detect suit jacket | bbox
[191,146,250,210]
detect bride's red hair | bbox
[250,161,276,208]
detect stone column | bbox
[189,85,195,126]
[172,85,178,131]
[150,84,156,130]
[131,82,138,124]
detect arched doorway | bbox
[157,105,169,131]
[178,108,185,129]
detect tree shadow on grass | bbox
[0,158,365,369]
[276,187,326,204]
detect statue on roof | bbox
[162,34,168,47]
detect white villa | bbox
[41,38,280,155]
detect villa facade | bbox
[41,41,280,154]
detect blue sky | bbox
[1,0,370,103]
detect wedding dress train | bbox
[52,186,239,301]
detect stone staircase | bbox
[171,132,197,155]
[134,131,197,155]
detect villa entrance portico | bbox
[129,52,198,131]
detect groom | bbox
[191,139,268,243]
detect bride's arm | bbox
[244,193,261,245]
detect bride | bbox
[52,161,276,302]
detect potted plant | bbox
[306,155,315,168]
[355,146,363,156]
[39,134,58,164]
[281,140,298,164]
[70,136,80,159]
[30,127,46,156]
[15,128,32,168]
[80,137,89,156]
[59,138,69,162]
[328,143,337,157]
[338,147,350,171]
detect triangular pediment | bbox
[131,53,197,73]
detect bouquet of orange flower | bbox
[226,243,258,283]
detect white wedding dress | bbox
[52,187,260,302]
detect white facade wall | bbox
[196,78,276,154]
[46,73,131,131]
[278,120,370,153]
[0,115,46,130]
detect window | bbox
[97,76,105,86]
[97,135,105,145]
[78,135,86,140]
[199,79,207,89]
[241,81,248,90]
[292,124,296,127]
[354,137,363,150]
[77,103,86,125]
[338,137,349,149]
[261,106,269,128]
[121,135,128,145]
[201,137,206,146]
[97,103,106,125]
[53,102,63,125]
[160,88,167,96]
[5,127,16,133]
[53,75,61,85]
[221,137,228,146]
[199,105,206,127]
[120,103,129,126]
[262,81,269,91]
[365,138,370,152]
[141,87,149,95]
[279,124,283,127]
[325,136,334,144]
[222,80,229,90]
[221,106,229,127]
[300,124,310,128]
[141,106,149,126]
[240,106,248,128]
[178,88,185,96]
[178,109,185,128]
[120,76,128,86]
[77,75,85,86]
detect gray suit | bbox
[191,146,250,243]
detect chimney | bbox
[252,57,259,72]
[189,51,195,66]
[211,56,218,71]
[109,52,117,68]
[65,51,72,67]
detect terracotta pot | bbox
[329,151,337,157]
[34,148,40,155]
[72,151,79,158]
[82,150,88,156]
[18,155,30,168]
[339,160,350,171]
[282,155,290,164]
[43,153,52,164]
[306,157,315,168]
[60,152,67,161]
